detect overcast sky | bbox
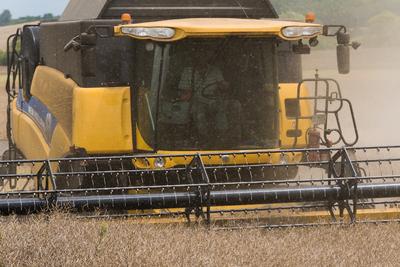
[1,0,69,18]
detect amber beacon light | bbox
[121,13,132,24]
[305,12,316,23]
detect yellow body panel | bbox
[13,66,135,158]
[136,126,153,151]
[49,125,73,158]
[31,66,75,140]
[72,87,133,154]
[133,151,283,169]
[12,100,50,159]
[115,18,322,41]
[279,83,313,149]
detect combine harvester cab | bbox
[3,0,397,228]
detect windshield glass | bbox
[147,37,279,151]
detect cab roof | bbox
[114,18,322,41]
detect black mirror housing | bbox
[337,32,350,45]
[337,44,350,74]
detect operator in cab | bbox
[177,49,242,146]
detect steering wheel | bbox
[200,82,220,101]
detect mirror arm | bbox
[63,25,114,52]
[63,35,81,52]
[322,25,347,37]
[323,25,361,50]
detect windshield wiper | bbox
[144,93,156,131]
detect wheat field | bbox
[0,213,399,267]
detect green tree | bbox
[0,10,11,26]
[270,0,400,27]
[42,13,54,21]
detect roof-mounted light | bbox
[305,12,316,23]
[121,27,176,39]
[281,26,322,39]
[121,13,132,24]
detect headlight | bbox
[154,157,166,168]
[121,27,175,39]
[281,26,322,38]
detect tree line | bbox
[272,0,400,26]
[0,9,57,26]
[0,10,58,65]
[271,0,400,47]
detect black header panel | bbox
[61,0,278,22]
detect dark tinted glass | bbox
[156,37,279,150]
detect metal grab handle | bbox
[291,76,358,148]
[329,98,359,147]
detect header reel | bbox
[1,146,400,228]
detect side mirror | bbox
[323,26,361,75]
[337,44,350,74]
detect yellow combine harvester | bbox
[4,0,399,227]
